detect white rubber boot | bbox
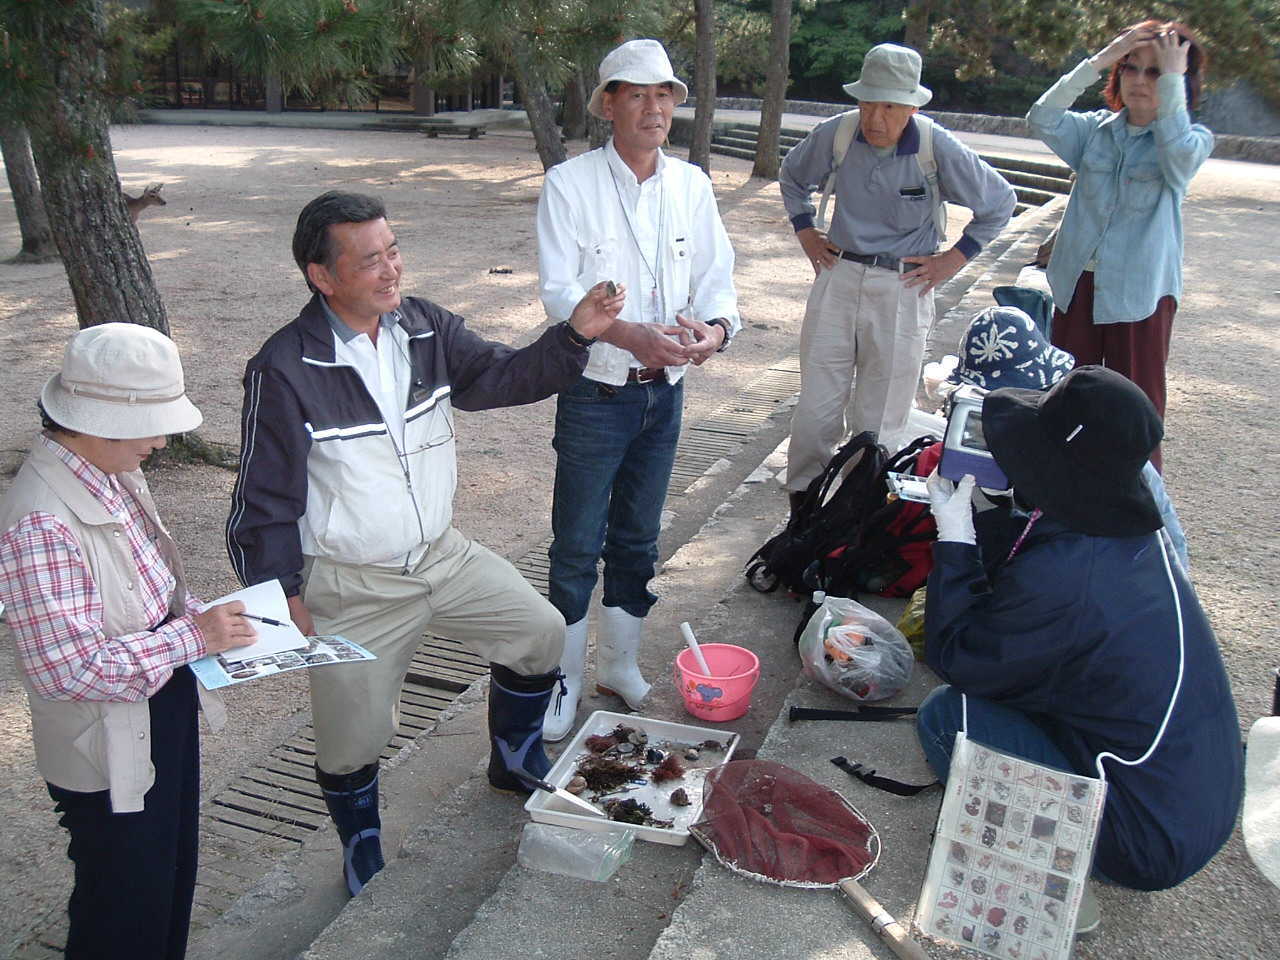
[595,605,651,709]
[542,617,587,742]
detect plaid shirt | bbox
[0,436,204,702]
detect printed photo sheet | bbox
[917,735,1107,960]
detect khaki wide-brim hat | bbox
[41,322,203,439]
[587,38,689,119]
[843,43,932,107]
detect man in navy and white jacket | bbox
[226,191,622,897]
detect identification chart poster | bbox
[917,734,1107,960]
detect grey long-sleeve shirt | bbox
[779,114,1016,261]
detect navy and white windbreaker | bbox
[226,294,588,595]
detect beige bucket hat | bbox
[587,39,688,119]
[843,43,932,107]
[41,322,203,439]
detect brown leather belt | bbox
[627,367,667,384]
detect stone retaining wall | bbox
[686,96,1280,164]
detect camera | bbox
[939,384,1009,490]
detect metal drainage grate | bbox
[16,357,802,958]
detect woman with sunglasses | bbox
[1027,21,1210,471]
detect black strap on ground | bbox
[789,705,917,722]
[831,756,939,797]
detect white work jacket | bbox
[536,141,740,385]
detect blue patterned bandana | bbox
[948,306,1075,391]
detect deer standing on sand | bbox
[123,183,166,222]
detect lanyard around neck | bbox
[607,161,665,319]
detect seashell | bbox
[565,776,588,795]
[684,748,700,761]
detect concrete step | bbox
[979,151,1072,181]
[995,167,1073,194]
[712,134,763,152]
[712,132,801,151]
[710,143,758,161]
[1011,184,1059,206]
[927,196,1066,368]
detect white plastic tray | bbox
[525,710,739,845]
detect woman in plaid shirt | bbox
[0,324,255,960]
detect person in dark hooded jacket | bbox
[918,366,1241,902]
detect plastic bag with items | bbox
[797,595,913,702]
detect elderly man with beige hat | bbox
[0,323,255,960]
[535,38,739,741]
[779,42,1016,510]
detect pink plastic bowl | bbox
[673,643,761,722]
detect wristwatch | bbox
[707,318,733,352]
[563,321,597,348]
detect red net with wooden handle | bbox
[691,759,877,887]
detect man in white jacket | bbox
[536,39,740,741]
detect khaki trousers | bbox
[302,527,564,774]
[786,258,934,491]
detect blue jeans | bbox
[548,375,683,624]
[916,685,1074,782]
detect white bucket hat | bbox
[587,38,688,119]
[843,43,932,107]
[41,322,203,439]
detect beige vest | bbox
[0,441,225,813]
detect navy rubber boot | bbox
[487,664,559,793]
[316,762,385,896]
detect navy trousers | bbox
[47,666,200,960]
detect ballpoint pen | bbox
[239,612,287,627]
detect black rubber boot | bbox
[487,664,559,793]
[316,762,385,896]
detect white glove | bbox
[928,469,977,545]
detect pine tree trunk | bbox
[688,0,718,173]
[511,36,566,171]
[587,113,610,150]
[752,0,793,180]
[904,0,930,52]
[0,124,60,264]
[265,74,284,113]
[561,70,588,141]
[20,0,169,332]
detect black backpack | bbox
[745,431,889,596]
[813,435,940,600]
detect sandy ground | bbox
[0,123,1277,953]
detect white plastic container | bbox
[524,710,739,846]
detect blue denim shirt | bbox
[1027,61,1213,324]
